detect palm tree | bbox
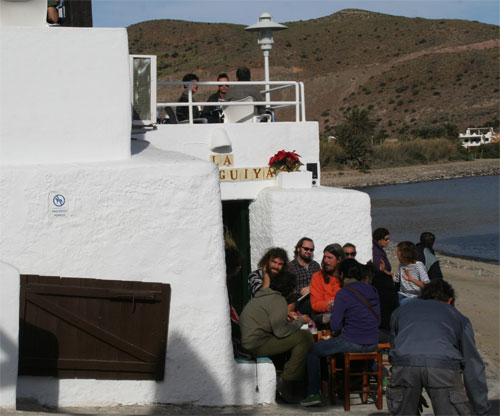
[343,106,376,144]
[334,107,376,169]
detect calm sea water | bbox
[359,175,500,263]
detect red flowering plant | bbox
[268,149,303,173]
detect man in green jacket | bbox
[239,271,313,402]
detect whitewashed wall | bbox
[249,186,373,268]
[0,27,131,164]
[0,143,275,406]
[0,261,19,408]
[138,122,320,200]
[0,0,46,28]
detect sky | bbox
[92,0,500,28]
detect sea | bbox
[359,175,500,263]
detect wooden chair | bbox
[329,351,383,411]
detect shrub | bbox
[371,138,458,167]
[320,140,346,169]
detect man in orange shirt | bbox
[309,244,345,325]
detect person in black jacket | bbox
[416,232,443,280]
[387,279,489,416]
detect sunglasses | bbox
[344,252,356,257]
[384,237,390,241]
[302,247,315,252]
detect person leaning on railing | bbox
[176,73,201,122]
[225,66,265,115]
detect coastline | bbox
[321,159,500,188]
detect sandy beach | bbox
[321,159,500,188]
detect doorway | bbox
[222,200,251,313]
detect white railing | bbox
[157,81,306,124]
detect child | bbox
[393,241,430,304]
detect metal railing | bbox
[157,80,306,124]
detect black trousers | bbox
[386,366,473,415]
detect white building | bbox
[0,0,372,409]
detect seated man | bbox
[248,247,288,298]
[225,66,265,115]
[239,271,313,403]
[176,73,201,122]
[309,243,344,326]
[201,73,229,123]
[288,237,321,315]
[301,259,380,407]
[387,279,489,416]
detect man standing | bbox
[176,73,201,122]
[202,73,229,123]
[240,271,313,403]
[387,279,490,416]
[225,66,265,114]
[248,247,288,298]
[416,231,443,280]
[288,237,320,314]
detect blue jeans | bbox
[398,293,416,305]
[306,336,377,395]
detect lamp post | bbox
[245,13,287,107]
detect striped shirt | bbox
[394,261,430,298]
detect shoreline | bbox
[321,159,499,188]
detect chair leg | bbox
[344,354,350,411]
[329,357,337,405]
[362,360,369,403]
[377,354,383,410]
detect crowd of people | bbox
[173,66,265,124]
[226,230,490,415]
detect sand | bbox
[321,159,500,188]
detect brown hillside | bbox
[127,9,500,137]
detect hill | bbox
[127,9,500,138]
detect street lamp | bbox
[245,13,287,107]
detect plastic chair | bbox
[329,351,383,411]
[222,96,271,123]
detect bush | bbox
[371,138,458,167]
[320,140,346,169]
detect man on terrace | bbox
[176,73,201,122]
[202,73,230,123]
[225,66,265,114]
[240,271,313,403]
[248,247,288,298]
[288,237,320,315]
[387,279,489,415]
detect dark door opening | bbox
[222,200,251,314]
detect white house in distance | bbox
[0,0,372,409]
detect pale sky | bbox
[92,0,500,28]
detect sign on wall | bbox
[49,192,68,218]
[210,154,276,182]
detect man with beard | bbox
[309,244,345,326]
[248,247,288,298]
[288,237,321,315]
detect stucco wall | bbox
[0,261,19,408]
[0,143,275,406]
[139,122,320,200]
[249,186,372,268]
[0,27,131,164]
